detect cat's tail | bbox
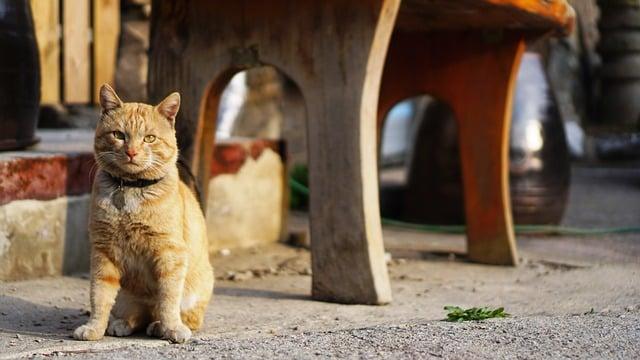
[177,156,204,212]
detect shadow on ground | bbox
[0,296,85,339]
[214,287,310,301]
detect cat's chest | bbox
[118,251,159,297]
[100,212,163,291]
[97,187,145,214]
[94,189,166,246]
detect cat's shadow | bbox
[0,296,162,342]
[214,287,310,301]
[0,288,309,339]
[0,295,87,339]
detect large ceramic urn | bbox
[0,0,41,150]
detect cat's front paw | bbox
[107,318,135,337]
[73,324,104,341]
[146,321,191,344]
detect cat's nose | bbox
[125,148,137,159]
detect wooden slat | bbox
[63,0,91,103]
[29,0,60,104]
[93,0,121,103]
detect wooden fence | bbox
[30,0,120,105]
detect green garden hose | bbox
[289,176,640,236]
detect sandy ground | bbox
[0,164,638,359]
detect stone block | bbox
[206,139,287,252]
[0,195,90,280]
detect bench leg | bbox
[450,43,523,266]
[297,0,399,304]
[380,31,524,265]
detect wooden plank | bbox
[63,0,91,103]
[93,0,121,103]
[29,0,60,104]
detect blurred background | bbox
[2,3,639,356]
[1,0,639,281]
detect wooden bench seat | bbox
[148,0,574,305]
[398,0,573,32]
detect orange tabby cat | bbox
[73,84,214,344]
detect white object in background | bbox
[216,72,248,139]
[381,100,415,164]
[564,120,585,158]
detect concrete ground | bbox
[0,164,639,359]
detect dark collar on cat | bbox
[107,173,164,189]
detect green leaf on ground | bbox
[444,306,510,322]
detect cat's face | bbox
[94,84,181,180]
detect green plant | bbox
[289,164,309,210]
[444,306,510,322]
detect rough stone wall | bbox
[231,67,285,139]
[0,195,90,281]
[206,148,285,252]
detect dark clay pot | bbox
[403,100,464,225]
[0,0,41,150]
[402,52,571,225]
[509,53,571,224]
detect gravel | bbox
[52,311,640,359]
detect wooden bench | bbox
[148,0,574,305]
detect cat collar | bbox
[107,173,164,189]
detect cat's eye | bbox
[112,131,125,140]
[144,135,156,143]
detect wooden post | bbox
[149,0,398,304]
[30,0,60,104]
[379,31,524,265]
[93,0,120,102]
[62,0,91,103]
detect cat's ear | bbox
[99,84,123,112]
[156,92,181,124]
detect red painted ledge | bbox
[0,130,286,206]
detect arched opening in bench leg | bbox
[378,96,465,227]
[200,65,308,258]
[194,66,305,255]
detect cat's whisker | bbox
[89,161,99,180]
[107,187,120,198]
